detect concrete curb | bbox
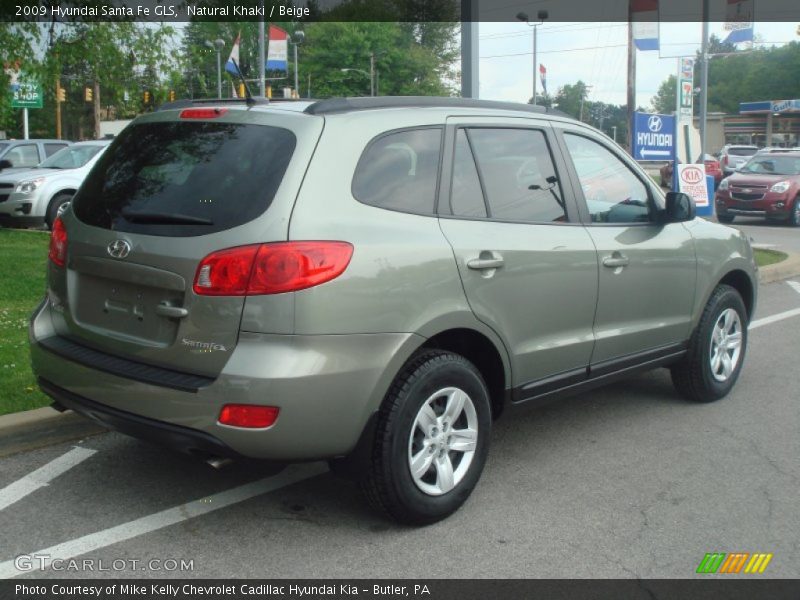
[0,406,106,459]
[759,250,800,284]
[1,249,799,459]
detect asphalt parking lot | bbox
[1,275,798,580]
[731,217,800,253]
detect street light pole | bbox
[517,10,548,105]
[205,38,225,98]
[289,31,304,97]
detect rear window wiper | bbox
[121,210,213,225]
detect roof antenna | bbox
[230,59,256,106]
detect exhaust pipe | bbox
[206,456,234,469]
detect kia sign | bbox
[677,164,709,207]
[633,112,675,160]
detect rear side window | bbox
[73,121,296,237]
[352,128,442,215]
[450,130,487,218]
[466,128,566,223]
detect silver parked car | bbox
[30,97,758,524]
[719,144,758,175]
[0,140,110,229]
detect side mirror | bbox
[0,159,12,171]
[663,192,695,223]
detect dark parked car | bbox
[715,151,800,225]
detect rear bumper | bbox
[40,378,239,459]
[30,299,421,461]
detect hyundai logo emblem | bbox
[647,115,663,133]
[107,239,132,259]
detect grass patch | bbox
[754,248,788,268]
[0,229,50,415]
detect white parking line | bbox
[749,307,800,330]
[0,446,96,512]
[0,462,326,579]
[786,280,800,296]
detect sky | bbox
[477,21,799,109]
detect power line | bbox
[480,40,796,59]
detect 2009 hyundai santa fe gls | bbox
[30,96,758,524]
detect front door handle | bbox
[602,254,630,268]
[467,257,505,270]
[156,302,189,318]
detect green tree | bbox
[651,39,800,117]
[0,22,41,137]
[296,21,457,98]
[651,74,677,114]
[554,81,590,119]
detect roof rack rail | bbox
[157,97,270,111]
[303,96,559,116]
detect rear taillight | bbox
[193,241,353,296]
[218,404,279,429]
[48,217,67,268]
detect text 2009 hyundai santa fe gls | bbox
[30,97,758,524]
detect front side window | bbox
[352,128,442,215]
[466,128,566,223]
[5,144,39,168]
[564,134,651,224]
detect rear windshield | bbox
[728,147,757,156]
[73,120,296,237]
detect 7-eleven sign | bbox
[680,80,693,117]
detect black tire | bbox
[789,198,800,227]
[361,350,491,525]
[717,214,735,224]
[671,284,748,403]
[46,193,73,230]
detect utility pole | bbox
[699,0,710,161]
[93,79,100,140]
[258,2,266,97]
[55,75,62,140]
[626,12,636,154]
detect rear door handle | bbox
[467,257,504,270]
[156,303,189,318]
[602,254,630,268]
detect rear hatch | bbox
[47,106,323,377]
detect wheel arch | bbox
[418,327,510,420]
[718,268,755,321]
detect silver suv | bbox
[30,97,758,524]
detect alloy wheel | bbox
[407,387,478,496]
